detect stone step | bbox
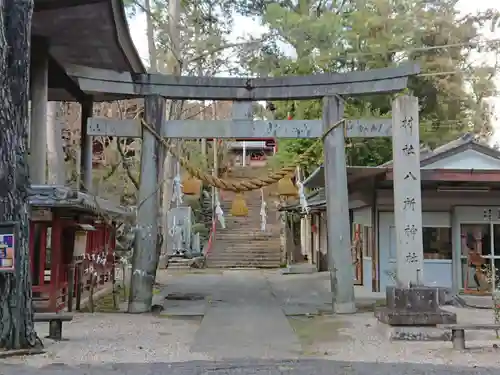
[216,229,280,235]
[208,165,283,269]
[210,246,279,251]
[222,215,280,220]
[222,213,279,217]
[219,224,280,229]
[213,251,281,255]
[216,228,281,233]
[211,246,281,253]
[215,236,280,243]
[211,253,280,258]
[206,261,281,268]
[216,229,281,234]
[208,256,281,263]
[217,233,280,237]
[218,224,281,229]
[213,240,281,246]
[224,214,280,221]
[214,246,281,252]
[213,246,281,253]
[212,246,280,250]
[218,225,281,229]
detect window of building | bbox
[422,227,452,260]
[390,226,452,260]
[351,223,363,263]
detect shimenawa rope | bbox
[140,118,346,193]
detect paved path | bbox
[190,271,302,359]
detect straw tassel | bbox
[230,193,248,217]
[182,174,202,195]
[277,176,298,197]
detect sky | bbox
[127,1,500,143]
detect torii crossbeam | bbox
[67,63,419,100]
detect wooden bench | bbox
[437,324,500,350]
[33,312,74,341]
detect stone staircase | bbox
[206,166,283,268]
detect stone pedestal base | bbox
[375,307,457,325]
[377,323,452,341]
[375,286,457,341]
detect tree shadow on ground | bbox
[0,359,495,375]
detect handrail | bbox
[204,218,217,258]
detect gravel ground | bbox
[296,310,500,368]
[2,313,209,367]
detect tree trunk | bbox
[144,0,157,73]
[160,0,181,263]
[46,101,65,184]
[0,0,41,350]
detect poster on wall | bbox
[0,222,18,273]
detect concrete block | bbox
[386,286,444,311]
[376,287,457,326]
[374,307,457,326]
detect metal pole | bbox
[322,96,356,314]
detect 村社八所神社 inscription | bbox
[398,114,421,263]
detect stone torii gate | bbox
[73,63,420,313]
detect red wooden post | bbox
[39,225,47,286]
[49,218,62,312]
[29,221,35,278]
[99,224,103,246]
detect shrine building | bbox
[283,133,500,297]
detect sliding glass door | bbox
[461,223,500,293]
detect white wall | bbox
[424,148,500,170]
[352,206,372,226]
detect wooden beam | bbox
[48,56,86,102]
[35,0,106,12]
[386,169,500,182]
[87,118,142,138]
[345,118,392,137]
[67,63,420,100]
[87,117,393,138]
